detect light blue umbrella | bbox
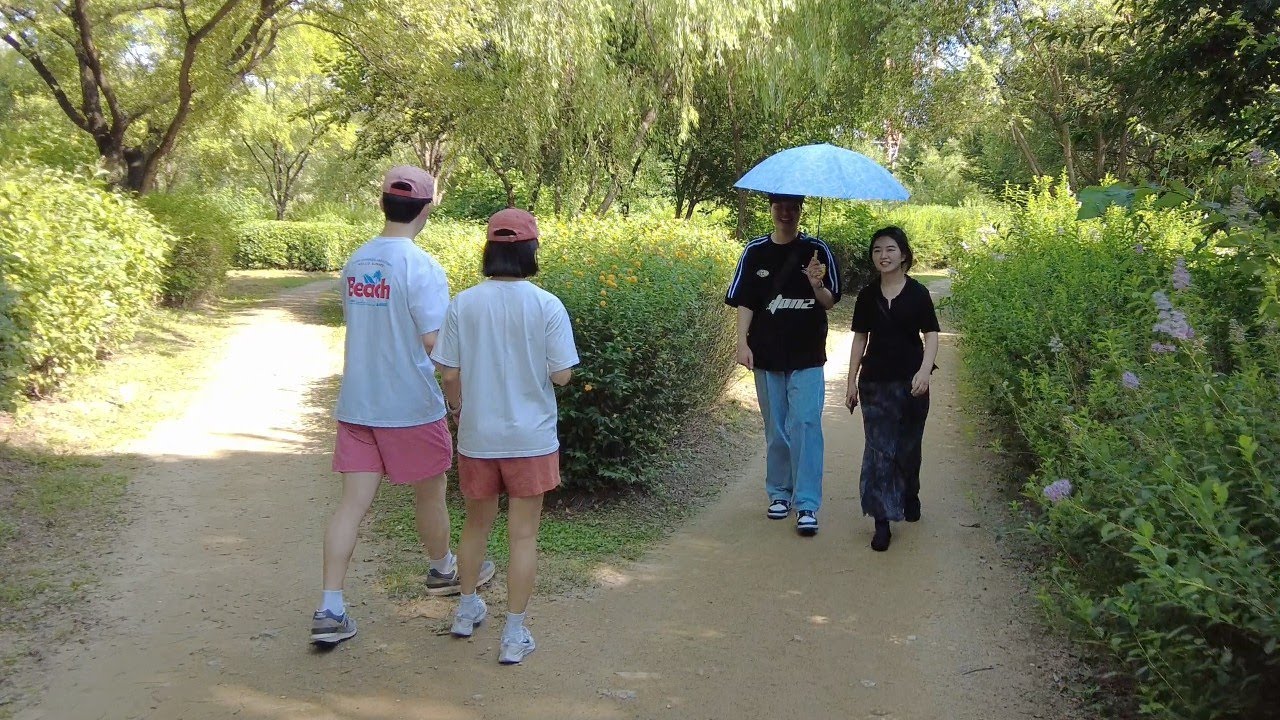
[733,143,910,201]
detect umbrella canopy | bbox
[733,143,910,202]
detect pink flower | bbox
[1122,371,1140,389]
[1151,342,1177,353]
[1134,243,1146,254]
[1043,478,1073,503]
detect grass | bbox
[370,387,758,599]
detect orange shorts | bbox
[332,419,452,485]
[457,452,561,500]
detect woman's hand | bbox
[844,383,859,411]
[910,369,931,397]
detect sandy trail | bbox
[19,279,1074,720]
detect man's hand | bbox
[804,255,827,289]
[736,343,754,370]
[844,384,859,411]
[910,369,931,397]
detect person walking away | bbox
[845,226,940,551]
[725,193,841,536]
[311,166,495,645]
[431,208,579,664]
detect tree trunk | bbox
[1009,120,1043,178]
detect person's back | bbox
[311,165,495,649]
[335,236,448,427]
[446,279,571,458]
[432,208,578,665]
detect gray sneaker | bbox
[451,596,487,638]
[310,610,357,645]
[499,626,536,664]
[425,558,496,596]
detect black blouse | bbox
[850,277,940,383]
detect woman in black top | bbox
[844,226,940,551]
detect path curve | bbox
[19,279,1079,720]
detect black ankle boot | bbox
[904,495,921,523]
[871,519,891,551]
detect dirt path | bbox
[19,280,1078,720]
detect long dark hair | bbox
[868,225,914,272]
[482,240,540,278]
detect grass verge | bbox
[369,372,760,601]
[0,270,334,714]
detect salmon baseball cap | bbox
[487,208,539,243]
[382,165,435,202]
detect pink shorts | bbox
[332,419,452,485]
[457,452,562,500]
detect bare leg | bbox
[506,494,545,614]
[322,472,382,590]
[458,496,500,594]
[412,473,451,562]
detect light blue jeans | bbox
[753,367,825,512]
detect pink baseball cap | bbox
[487,208,539,243]
[381,165,435,201]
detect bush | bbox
[141,192,239,306]
[235,221,368,271]
[814,203,881,294]
[879,202,1008,269]
[951,178,1279,719]
[0,163,171,407]
[420,215,739,490]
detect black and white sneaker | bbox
[766,499,791,519]
[796,510,818,536]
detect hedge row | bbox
[235,221,369,271]
[420,216,740,490]
[0,163,172,408]
[950,179,1279,719]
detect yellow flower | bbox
[583,383,594,392]
[600,288,607,296]
[627,276,638,283]
[599,300,607,307]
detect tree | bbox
[1,0,303,192]
[235,26,346,219]
[1116,0,1280,155]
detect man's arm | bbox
[550,368,573,386]
[735,305,754,370]
[421,331,439,357]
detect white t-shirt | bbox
[431,279,579,458]
[335,236,450,427]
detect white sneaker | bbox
[498,626,536,664]
[451,597,487,638]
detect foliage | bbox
[234,221,367,272]
[1114,0,1280,156]
[420,214,739,490]
[0,163,170,408]
[951,177,1279,719]
[140,192,240,306]
[880,202,1009,270]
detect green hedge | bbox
[235,221,368,271]
[422,215,739,490]
[879,203,1008,269]
[0,163,171,408]
[950,179,1279,719]
[141,192,241,307]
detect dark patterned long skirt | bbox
[858,380,930,521]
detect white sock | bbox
[503,611,526,639]
[430,551,455,575]
[319,590,344,615]
[459,592,481,609]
